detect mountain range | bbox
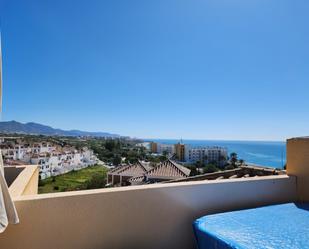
[0,121,121,138]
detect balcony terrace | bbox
[1,137,308,249]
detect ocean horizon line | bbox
[142,138,286,143]
[141,138,286,168]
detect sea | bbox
[149,139,286,169]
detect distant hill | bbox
[0,121,121,138]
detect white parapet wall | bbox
[1,175,297,249]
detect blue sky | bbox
[1,0,309,140]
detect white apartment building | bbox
[1,142,56,161]
[157,143,175,155]
[0,138,98,179]
[185,146,228,166]
[136,142,151,150]
[30,148,97,179]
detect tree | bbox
[112,155,122,166]
[239,159,245,166]
[187,166,199,176]
[139,147,146,159]
[203,164,219,174]
[195,160,204,169]
[125,150,139,163]
[105,140,116,152]
[162,150,169,158]
[230,152,238,166]
[195,160,205,175]
[146,155,160,163]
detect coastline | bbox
[147,139,286,169]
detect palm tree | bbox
[230,152,238,167]
[230,152,238,158]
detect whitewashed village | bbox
[0,137,98,179]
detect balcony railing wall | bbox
[0,175,296,249]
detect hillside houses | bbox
[0,138,98,179]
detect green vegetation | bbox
[1,134,168,166]
[188,153,245,176]
[84,138,168,165]
[38,165,108,194]
[3,134,160,165]
[203,164,220,174]
[230,152,238,167]
[55,136,165,165]
[4,134,245,187]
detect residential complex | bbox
[149,141,228,166]
[185,146,228,166]
[0,138,98,179]
[150,142,175,155]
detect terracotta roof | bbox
[129,159,191,183]
[117,164,147,176]
[112,159,191,184]
[108,165,130,174]
[137,160,154,172]
[108,161,149,177]
[168,159,191,176]
[167,165,285,183]
[141,159,190,180]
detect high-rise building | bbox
[175,143,186,162]
[185,146,228,166]
[150,142,158,153]
[150,142,175,155]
